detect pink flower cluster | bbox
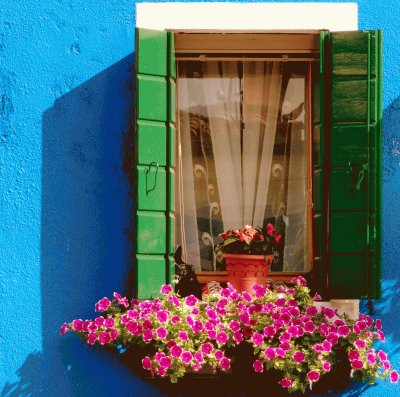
[61,279,397,392]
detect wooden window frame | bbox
[173,31,318,284]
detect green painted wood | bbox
[169,124,176,168]
[330,256,366,298]
[168,213,176,255]
[137,75,167,121]
[137,211,166,254]
[137,120,167,166]
[137,28,167,77]
[135,28,176,298]
[168,79,176,123]
[313,125,321,167]
[330,168,366,211]
[332,78,368,121]
[169,169,175,212]
[137,165,167,211]
[330,213,367,254]
[331,123,368,166]
[137,255,166,299]
[313,169,322,212]
[331,32,368,76]
[326,31,382,299]
[312,33,328,297]
[313,214,323,258]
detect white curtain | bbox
[177,61,309,272]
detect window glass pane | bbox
[176,60,310,272]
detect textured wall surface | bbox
[0,1,399,396]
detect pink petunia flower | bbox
[87,333,98,345]
[104,317,115,328]
[274,348,285,358]
[194,351,204,363]
[348,350,360,361]
[233,331,243,344]
[72,319,84,331]
[354,339,366,349]
[181,351,193,364]
[156,326,168,339]
[156,310,169,323]
[142,356,152,370]
[178,331,188,342]
[160,284,173,295]
[229,320,241,332]
[378,350,387,361]
[291,276,307,286]
[375,319,382,330]
[220,357,231,371]
[201,342,213,355]
[293,351,305,363]
[168,295,180,307]
[253,359,264,373]
[171,315,180,324]
[264,325,276,338]
[192,320,203,333]
[185,295,198,307]
[279,378,293,388]
[351,360,364,370]
[280,341,291,351]
[338,325,350,337]
[159,356,172,369]
[322,340,332,352]
[95,316,105,327]
[60,323,69,335]
[252,332,264,346]
[382,360,391,370]
[367,352,376,365]
[306,306,318,317]
[107,328,117,341]
[170,345,183,358]
[99,331,111,345]
[264,347,275,361]
[95,297,111,312]
[216,331,228,344]
[307,371,320,382]
[390,370,399,384]
[304,321,316,333]
[322,361,331,372]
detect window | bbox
[134,29,382,301]
[175,33,316,278]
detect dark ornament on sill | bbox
[173,245,202,299]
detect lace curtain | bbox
[176,60,309,272]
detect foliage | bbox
[214,224,281,255]
[61,279,398,393]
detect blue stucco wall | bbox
[0,1,399,396]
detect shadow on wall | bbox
[2,53,160,397]
[2,63,400,395]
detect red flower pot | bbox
[223,254,273,293]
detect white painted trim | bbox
[136,2,358,31]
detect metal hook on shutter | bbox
[145,162,159,196]
[347,162,369,191]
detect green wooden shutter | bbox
[320,30,382,299]
[135,28,176,299]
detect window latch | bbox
[145,162,159,196]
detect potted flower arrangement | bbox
[214,224,282,292]
[61,277,398,393]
